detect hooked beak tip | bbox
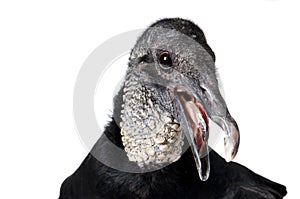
[224,119,240,162]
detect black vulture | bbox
[59,18,287,199]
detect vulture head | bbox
[117,18,240,181]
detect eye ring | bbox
[159,51,173,67]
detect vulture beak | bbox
[173,75,240,181]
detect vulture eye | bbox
[159,51,173,67]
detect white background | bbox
[1,1,299,198]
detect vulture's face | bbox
[119,19,240,181]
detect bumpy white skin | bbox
[120,73,184,167]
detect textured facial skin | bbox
[120,77,184,167]
[120,18,220,167]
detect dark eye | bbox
[159,51,172,67]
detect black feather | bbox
[59,116,287,198]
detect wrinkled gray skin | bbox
[120,24,240,181]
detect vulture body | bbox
[59,18,287,199]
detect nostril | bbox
[200,86,206,93]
